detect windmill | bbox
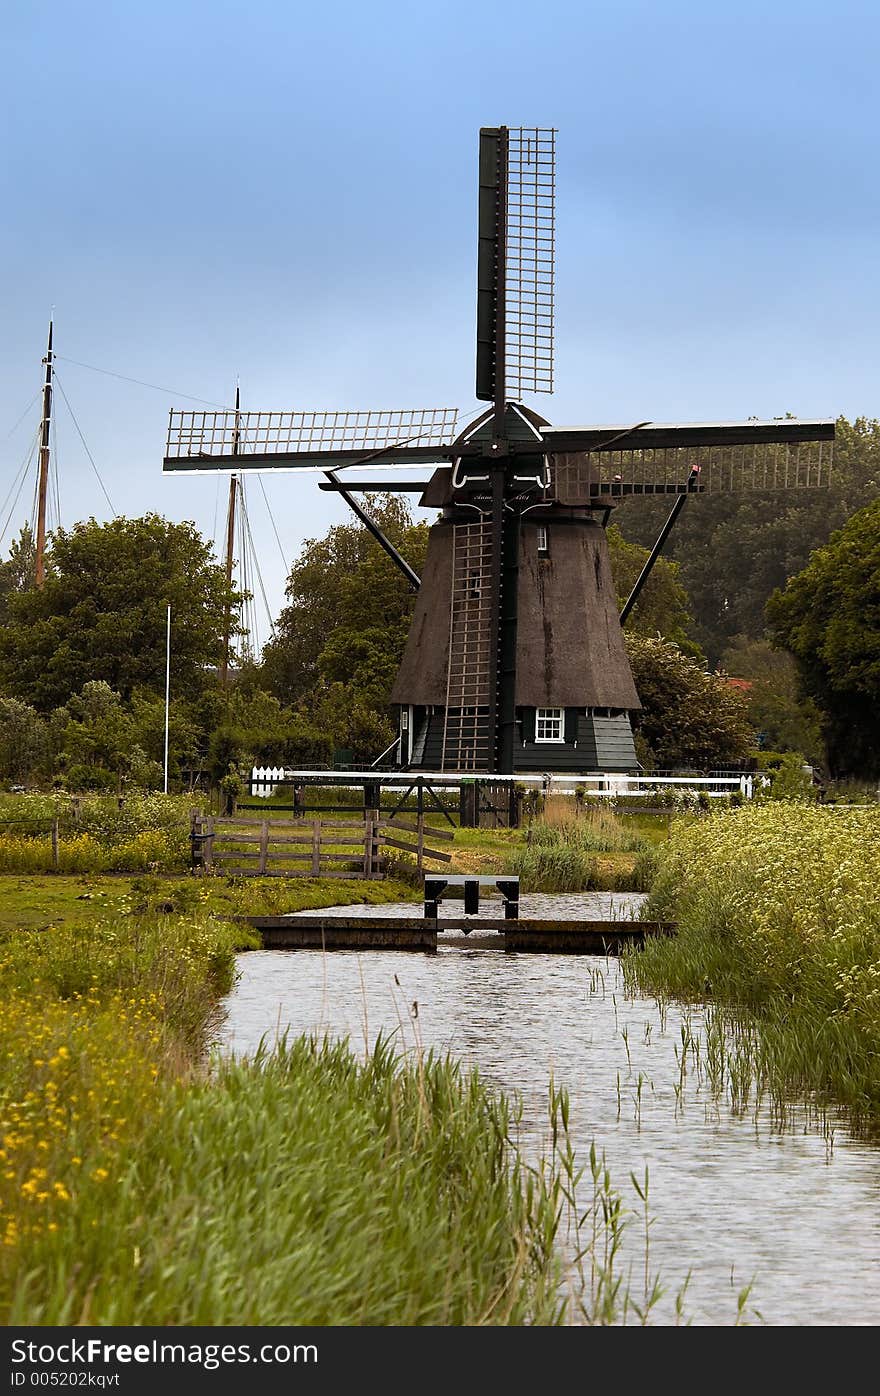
[163,126,835,777]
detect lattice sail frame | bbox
[551,438,833,497]
[165,407,459,460]
[505,127,556,398]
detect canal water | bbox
[216,893,880,1326]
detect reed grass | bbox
[623,803,880,1130]
[504,810,648,892]
[0,901,566,1325]
[3,1030,570,1326]
[527,810,647,854]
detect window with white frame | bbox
[537,524,549,555]
[535,707,564,742]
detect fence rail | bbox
[190,811,451,879]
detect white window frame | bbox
[536,524,549,555]
[535,707,565,743]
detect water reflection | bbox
[217,894,880,1326]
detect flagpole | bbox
[163,603,171,794]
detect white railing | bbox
[567,774,757,799]
[250,766,759,799]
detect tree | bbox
[260,496,429,756]
[614,416,880,662]
[54,681,135,791]
[0,698,49,786]
[717,636,823,763]
[0,514,239,711]
[605,523,696,649]
[766,498,880,779]
[0,524,36,623]
[626,635,755,770]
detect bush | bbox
[64,764,117,792]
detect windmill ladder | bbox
[441,519,494,771]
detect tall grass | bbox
[506,809,648,892]
[0,793,198,873]
[528,806,648,853]
[0,907,570,1324]
[4,1030,570,1326]
[0,829,189,874]
[624,803,880,1130]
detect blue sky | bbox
[2,0,877,645]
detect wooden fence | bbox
[190,811,453,879]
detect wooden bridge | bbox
[245,914,676,954]
[240,873,676,955]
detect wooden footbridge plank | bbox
[241,914,676,953]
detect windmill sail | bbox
[164,406,459,471]
[476,126,556,406]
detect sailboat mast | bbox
[34,319,54,588]
[219,385,240,689]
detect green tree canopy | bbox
[717,636,823,763]
[0,514,239,711]
[0,524,36,624]
[627,635,755,770]
[766,497,880,778]
[0,697,49,786]
[605,523,696,649]
[614,416,880,662]
[259,496,429,760]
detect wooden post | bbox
[189,809,202,870]
[204,815,215,873]
[363,814,373,880]
[311,820,321,876]
[371,811,381,878]
[51,817,59,870]
[417,813,424,873]
[258,819,269,875]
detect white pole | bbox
[163,603,171,794]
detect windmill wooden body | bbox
[163,126,835,776]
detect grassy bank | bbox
[0,873,420,936]
[0,886,572,1323]
[625,803,880,1130]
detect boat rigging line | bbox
[0,421,40,549]
[256,474,290,577]
[53,371,117,516]
[52,355,231,409]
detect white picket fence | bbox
[250,766,288,797]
